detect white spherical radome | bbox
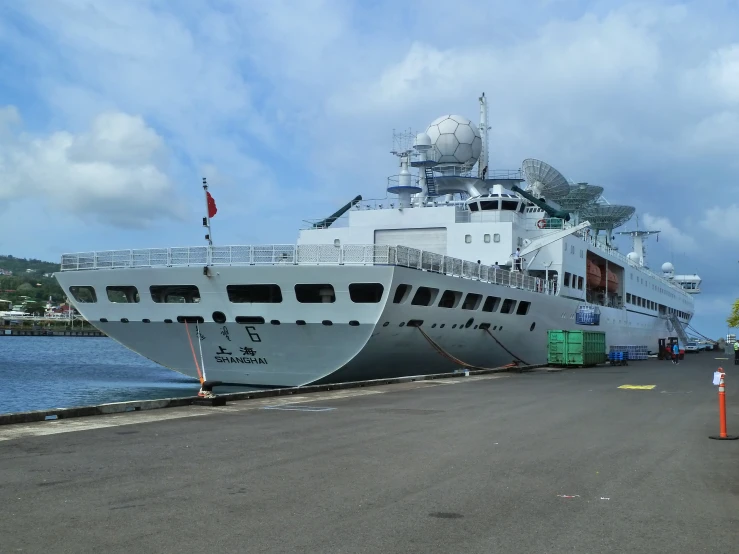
[661,262,674,273]
[627,252,640,263]
[425,115,482,165]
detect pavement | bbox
[1,352,737,553]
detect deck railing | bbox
[60,244,556,295]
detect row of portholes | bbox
[101,314,360,327]
[384,320,537,332]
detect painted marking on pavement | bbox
[660,390,692,394]
[263,405,336,412]
[618,385,656,390]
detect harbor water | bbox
[0,337,252,414]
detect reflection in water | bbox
[0,337,254,414]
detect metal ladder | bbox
[668,313,689,347]
[424,167,438,197]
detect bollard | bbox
[709,370,738,440]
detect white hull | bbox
[56,262,675,387]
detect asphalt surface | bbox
[1,352,738,553]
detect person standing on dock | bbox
[672,343,680,365]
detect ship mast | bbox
[615,215,660,268]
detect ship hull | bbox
[56,264,676,387]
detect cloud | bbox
[0,107,184,227]
[641,213,697,252]
[700,204,739,243]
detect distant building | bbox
[0,269,12,275]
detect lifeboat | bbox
[598,267,619,293]
[586,261,602,289]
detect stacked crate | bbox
[609,345,648,360]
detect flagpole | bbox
[203,177,213,247]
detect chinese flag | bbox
[207,191,217,218]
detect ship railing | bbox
[60,244,556,295]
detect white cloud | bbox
[642,213,697,252]
[700,204,739,243]
[0,107,184,227]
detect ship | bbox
[54,93,701,387]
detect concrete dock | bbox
[1,354,737,553]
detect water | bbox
[0,337,253,414]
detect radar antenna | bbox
[579,204,635,246]
[521,158,571,200]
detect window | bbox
[106,286,139,303]
[580,250,584,258]
[150,285,200,303]
[349,283,384,303]
[571,245,575,254]
[295,284,335,303]
[227,284,282,303]
[411,287,439,306]
[626,293,631,303]
[516,301,531,315]
[500,298,517,314]
[69,286,97,303]
[564,273,571,287]
[482,296,501,312]
[484,234,491,243]
[438,290,462,309]
[577,276,583,290]
[465,234,472,243]
[461,293,482,310]
[494,234,501,242]
[393,284,412,304]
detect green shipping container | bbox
[547,330,607,366]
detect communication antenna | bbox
[478,93,490,179]
[616,215,660,268]
[522,158,571,200]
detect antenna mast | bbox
[478,92,489,179]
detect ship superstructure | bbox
[55,94,699,387]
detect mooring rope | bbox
[184,321,205,385]
[416,326,519,371]
[483,329,529,366]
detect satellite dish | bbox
[556,183,604,212]
[579,205,635,231]
[522,158,571,200]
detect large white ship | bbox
[55,94,701,387]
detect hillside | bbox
[0,255,65,309]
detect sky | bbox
[0,0,737,339]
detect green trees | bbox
[729,299,739,329]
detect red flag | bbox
[207,191,217,218]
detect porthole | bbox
[399,322,405,327]
[530,322,536,331]
[383,322,389,327]
[499,326,503,331]
[212,311,226,324]
[270,320,281,325]
[474,325,478,329]
[349,320,360,326]
[465,318,474,329]
[164,319,173,323]
[492,326,497,330]
[296,320,306,326]
[322,320,333,326]
[440,324,445,328]
[431,323,437,328]
[120,318,129,323]
[142,319,151,323]
[99,318,108,323]
[452,324,457,329]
